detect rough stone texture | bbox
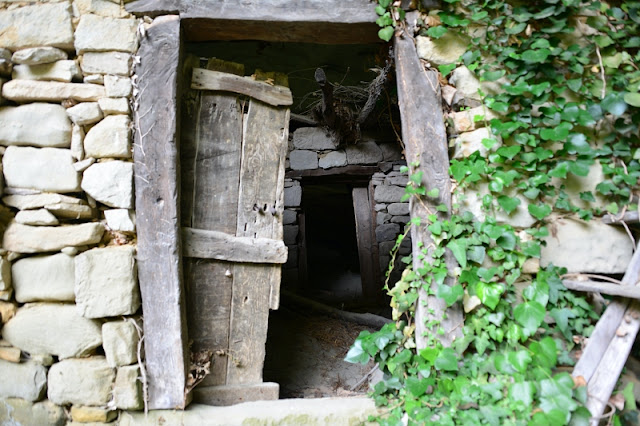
[3,193,85,211]
[75,245,139,318]
[2,222,104,254]
[387,203,409,216]
[555,162,607,209]
[81,52,132,76]
[12,47,67,65]
[46,202,95,220]
[452,127,501,159]
[0,257,11,291]
[289,150,318,170]
[391,215,410,224]
[13,253,75,303]
[66,102,103,126]
[84,115,131,158]
[75,0,128,18]
[449,66,502,102]
[376,223,400,242]
[2,303,102,359]
[2,80,105,103]
[345,141,383,165]
[451,106,498,133]
[417,34,470,66]
[75,14,138,54]
[48,357,115,406]
[319,150,347,169]
[0,103,71,148]
[455,182,536,228]
[0,360,47,401]
[98,97,130,115]
[71,124,85,161]
[379,142,403,161]
[0,48,12,77]
[104,75,132,98]
[12,60,81,83]
[70,405,117,423]
[102,320,139,367]
[3,146,80,193]
[376,212,391,225]
[84,74,104,84]
[0,397,65,426]
[0,3,74,50]
[374,185,405,203]
[282,209,297,225]
[113,365,143,410]
[104,209,135,232]
[293,127,336,150]
[283,225,298,245]
[82,161,134,208]
[284,185,302,207]
[15,209,59,226]
[541,217,634,273]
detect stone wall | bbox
[0,1,143,423]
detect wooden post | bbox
[133,15,189,409]
[394,12,463,348]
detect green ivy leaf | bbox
[509,381,535,406]
[406,376,430,397]
[497,195,520,213]
[496,145,521,160]
[507,350,533,373]
[521,48,551,63]
[482,70,506,82]
[549,307,576,339]
[549,162,569,179]
[378,26,395,42]
[438,63,456,76]
[530,336,557,369]
[601,92,628,116]
[437,283,464,307]
[624,92,640,107]
[523,280,549,307]
[344,339,371,364]
[496,232,516,250]
[434,347,458,371]
[514,301,546,335]
[426,25,448,39]
[566,133,591,155]
[447,239,468,268]
[466,245,486,264]
[528,204,552,220]
[476,282,504,310]
[427,187,440,198]
[539,373,577,414]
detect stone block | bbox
[104,209,136,232]
[2,222,104,254]
[84,74,104,84]
[376,223,400,242]
[378,241,395,256]
[452,127,501,159]
[379,142,403,161]
[3,193,86,211]
[70,405,117,423]
[0,103,71,148]
[12,60,81,83]
[391,215,410,224]
[454,182,536,228]
[75,245,139,318]
[289,150,318,170]
[293,127,336,150]
[0,257,11,291]
[0,3,74,50]
[374,203,387,212]
[66,102,103,126]
[12,47,67,65]
[0,301,16,323]
[82,161,134,208]
[0,360,47,401]
[71,124,85,161]
[416,33,470,66]
[75,15,138,54]
[98,97,130,115]
[541,217,634,273]
[113,365,143,410]
[283,225,298,245]
[104,75,132,98]
[554,162,607,210]
[102,320,139,367]
[2,80,105,103]
[319,150,347,169]
[387,203,409,216]
[3,146,80,193]
[46,202,95,220]
[0,398,65,426]
[48,357,115,406]
[376,212,391,225]
[0,49,12,77]
[75,0,128,18]
[84,115,131,158]
[81,52,132,76]
[345,141,383,165]
[374,185,405,203]
[13,253,75,303]
[450,106,498,134]
[15,209,59,226]
[384,172,407,186]
[2,303,102,359]
[282,209,297,225]
[449,66,502,102]
[284,185,302,207]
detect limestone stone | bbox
[104,209,135,232]
[376,223,400,242]
[554,162,607,209]
[12,60,81,83]
[75,245,139,318]
[3,146,80,193]
[0,360,47,401]
[84,115,131,158]
[12,47,67,65]
[374,185,405,203]
[15,209,59,226]
[387,203,409,216]
[104,75,132,98]
[376,212,391,225]
[102,320,139,366]
[81,52,132,76]
[416,33,470,66]
[454,182,536,228]
[82,161,134,208]
[2,222,104,254]
[451,106,498,133]
[2,80,105,103]
[84,74,104,84]
[283,225,298,245]
[0,346,21,363]
[0,49,12,77]
[289,150,318,170]
[13,253,75,303]
[75,0,127,18]
[282,210,297,225]
[0,289,12,301]
[346,141,383,165]
[74,158,95,173]
[293,127,336,150]
[2,303,102,359]
[66,102,103,126]
[75,15,138,54]
[379,142,403,161]
[71,124,85,161]
[0,301,16,323]
[0,398,65,426]
[70,405,117,423]
[0,257,11,291]
[0,3,74,50]
[541,217,633,273]
[0,103,71,148]
[284,185,302,207]
[452,127,501,159]
[374,204,387,212]
[46,203,95,220]
[113,365,143,410]
[449,66,502,102]
[98,97,130,115]
[3,193,86,211]
[48,357,115,406]
[319,150,347,169]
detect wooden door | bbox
[180,58,291,403]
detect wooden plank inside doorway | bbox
[352,187,376,300]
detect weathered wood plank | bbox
[133,15,188,409]
[285,165,379,179]
[182,227,288,264]
[394,11,463,349]
[563,279,640,300]
[602,211,640,225]
[192,68,293,107]
[352,187,376,300]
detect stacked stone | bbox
[0,2,142,423]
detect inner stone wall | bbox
[0,2,143,423]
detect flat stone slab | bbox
[15,209,59,226]
[48,357,115,406]
[3,193,86,210]
[74,14,139,54]
[13,253,75,303]
[113,365,143,410]
[81,51,132,76]
[319,150,347,169]
[293,127,337,150]
[66,102,103,126]
[289,149,318,170]
[0,397,65,426]
[0,103,71,148]
[2,80,105,103]
[82,161,134,208]
[84,115,131,158]
[416,33,469,66]
[0,3,74,50]
[12,60,81,83]
[374,185,405,203]
[102,320,139,367]
[0,360,47,401]
[3,222,104,254]
[12,47,68,65]
[3,146,80,193]
[346,141,383,165]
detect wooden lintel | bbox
[192,68,293,106]
[182,227,288,264]
[602,211,640,225]
[285,165,379,179]
[563,279,640,300]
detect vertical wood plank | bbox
[298,210,308,289]
[133,15,188,409]
[352,186,376,300]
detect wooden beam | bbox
[602,211,640,225]
[394,11,463,349]
[191,68,293,106]
[182,227,288,264]
[563,279,640,300]
[133,15,188,409]
[352,187,377,300]
[285,165,379,179]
